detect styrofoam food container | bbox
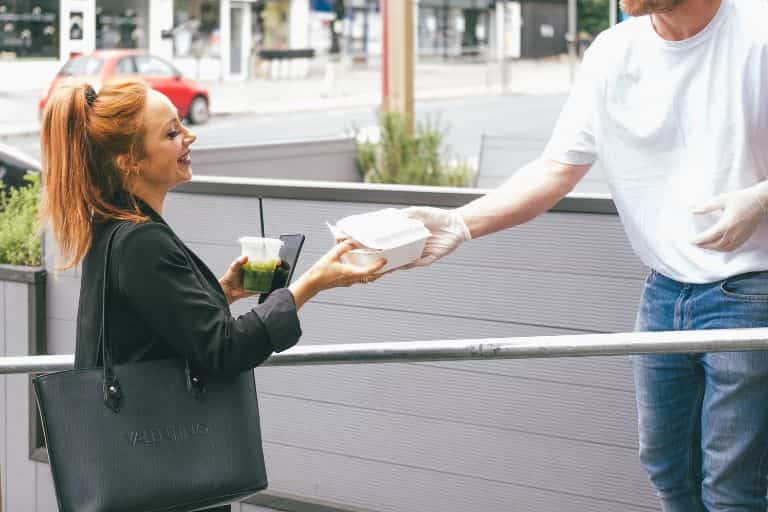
[330,209,430,272]
[238,236,284,262]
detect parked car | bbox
[0,141,40,189]
[39,50,210,124]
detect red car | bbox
[39,50,210,124]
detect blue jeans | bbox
[633,270,768,512]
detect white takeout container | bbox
[238,237,284,262]
[329,209,430,272]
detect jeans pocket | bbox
[719,271,768,301]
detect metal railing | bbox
[4,327,768,375]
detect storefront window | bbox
[172,0,220,58]
[96,0,149,49]
[261,0,288,49]
[418,1,490,59]
[0,0,58,58]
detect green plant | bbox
[0,172,42,266]
[578,0,610,37]
[355,110,475,187]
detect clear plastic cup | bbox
[238,237,284,293]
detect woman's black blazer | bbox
[74,199,302,512]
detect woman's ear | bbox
[116,154,141,177]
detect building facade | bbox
[0,0,296,90]
[0,0,566,92]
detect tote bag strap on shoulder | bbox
[97,221,203,413]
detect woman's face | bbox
[134,89,197,191]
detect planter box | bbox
[0,264,48,511]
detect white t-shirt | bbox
[544,0,768,283]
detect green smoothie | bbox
[242,259,280,293]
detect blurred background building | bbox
[0,0,571,88]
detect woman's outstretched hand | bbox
[289,240,387,310]
[219,255,259,305]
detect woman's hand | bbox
[289,240,387,309]
[219,255,258,305]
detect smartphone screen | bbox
[258,234,305,304]
[277,234,305,286]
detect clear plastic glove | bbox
[691,185,768,252]
[401,206,472,266]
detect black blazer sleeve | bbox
[115,222,302,375]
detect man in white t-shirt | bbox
[403,0,768,510]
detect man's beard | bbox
[619,0,683,16]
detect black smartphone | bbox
[258,234,305,303]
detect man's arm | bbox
[402,158,592,267]
[459,158,592,239]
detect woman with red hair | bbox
[40,78,385,511]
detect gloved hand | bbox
[692,184,768,252]
[401,206,472,266]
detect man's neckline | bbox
[647,0,730,50]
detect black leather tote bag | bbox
[33,222,268,512]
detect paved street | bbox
[2,93,567,175]
[0,57,573,136]
[2,90,615,193]
[0,55,613,190]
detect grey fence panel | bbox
[37,181,655,511]
[4,282,37,510]
[241,299,637,394]
[187,239,642,333]
[165,194,644,279]
[35,465,58,511]
[284,301,578,342]
[163,185,652,510]
[193,139,360,182]
[254,362,637,446]
[46,274,79,323]
[476,135,543,188]
[0,281,5,511]
[241,503,296,512]
[46,318,76,355]
[262,444,657,512]
[256,394,652,505]
[476,134,612,195]
[43,230,80,279]
[295,301,636,391]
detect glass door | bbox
[229,3,244,77]
[228,1,252,79]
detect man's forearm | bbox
[458,159,591,239]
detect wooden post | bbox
[382,0,414,132]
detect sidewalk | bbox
[0,57,573,138]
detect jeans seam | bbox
[718,281,768,302]
[752,425,768,502]
[674,287,688,331]
[687,377,704,502]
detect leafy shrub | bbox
[0,172,42,266]
[579,0,610,37]
[578,0,615,37]
[356,110,475,187]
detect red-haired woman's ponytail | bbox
[40,79,149,269]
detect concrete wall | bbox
[36,177,657,511]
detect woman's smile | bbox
[178,150,191,167]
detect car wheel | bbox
[188,96,209,125]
